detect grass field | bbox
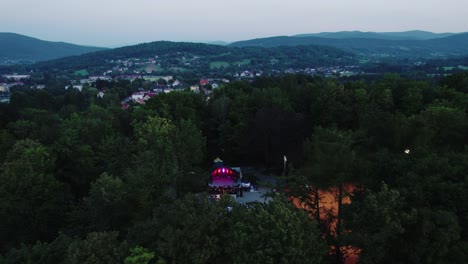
[210,61,230,69]
[169,67,190,72]
[235,59,251,66]
[270,59,279,64]
[144,64,162,73]
[443,66,468,71]
[74,69,89,76]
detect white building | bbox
[190,85,200,93]
[65,85,83,92]
[2,74,31,81]
[0,84,8,92]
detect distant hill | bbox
[206,41,231,46]
[294,30,457,40]
[31,41,355,75]
[0,33,106,64]
[230,32,468,59]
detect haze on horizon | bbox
[1,0,467,47]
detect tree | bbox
[301,127,357,263]
[157,195,229,264]
[65,231,127,264]
[124,246,156,264]
[416,105,467,150]
[0,139,68,251]
[229,197,326,264]
[156,195,326,264]
[0,234,74,264]
[344,183,409,264]
[128,116,206,219]
[71,173,130,234]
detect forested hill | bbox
[230,33,468,59]
[0,33,106,64]
[31,41,355,73]
[91,41,231,58]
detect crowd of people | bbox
[209,186,240,196]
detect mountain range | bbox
[229,32,468,59]
[0,33,106,64]
[1,31,468,66]
[292,30,456,40]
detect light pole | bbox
[283,155,287,187]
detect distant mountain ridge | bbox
[0,33,106,64]
[293,30,457,40]
[206,41,231,46]
[230,32,468,59]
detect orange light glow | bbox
[291,184,360,264]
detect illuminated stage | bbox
[209,163,242,198]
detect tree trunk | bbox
[315,187,320,223]
[335,183,343,264]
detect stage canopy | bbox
[210,167,239,187]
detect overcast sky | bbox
[1,0,467,47]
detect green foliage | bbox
[157,195,230,264]
[127,116,206,219]
[0,234,74,264]
[230,198,326,264]
[124,246,155,264]
[65,231,127,264]
[71,173,131,233]
[344,183,409,264]
[210,61,230,69]
[418,105,467,149]
[303,127,357,187]
[1,73,468,264]
[156,195,326,264]
[0,139,68,250]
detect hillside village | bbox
[0,50,361,106]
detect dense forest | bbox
[1,72,468,263]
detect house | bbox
[153,87,164,93]
[211,83,219,89]
[162,76,173,82]
[172,80,182,87]
[0,84,7,92]
[190,85,200,93]
[89,76,112,82]
[240,71,253,78]
[136,98,146,105]
[143,93,156,101]
[2,74,30,81]
[131,92,145,101]
[97,91,105,98]
[116,75,141,82]
[200,79,210,86]
[80,79,93,84]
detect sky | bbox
[1,0,467,47]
